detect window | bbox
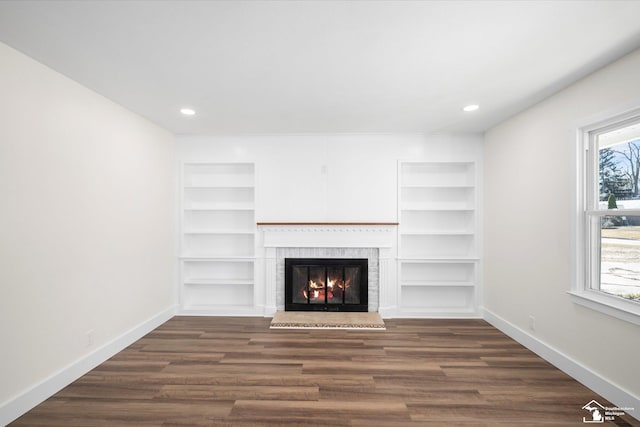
[572,110,640,325]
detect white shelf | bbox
[401,280,475,287]
[400,162,475,187]
[400,285,474,309]
[401,234,475,259]
[401,210,474,233]
[183,282,254,307]
[184,278,254,286]
[180,305,259,316]
[183,229,255,235]
[401,184,475,189]
[184,203,254,211]
[184,185,254,189]
[183,163,255,188]
[399,257,480,262]
[400,203,474,211]
[181,305,255,312]
[180,162,256,314]
[400,230,474,236]
[181,256,256,261]
[397,308,480,318]
[398,160,479,316]
[183,232,254,257]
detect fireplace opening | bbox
[285,258,368,312]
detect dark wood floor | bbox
[11,316,639,426]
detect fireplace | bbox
[285,258,368,312]
[259,223,398,316]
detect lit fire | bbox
[302,275,351,301]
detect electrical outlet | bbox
[528,315,536,332]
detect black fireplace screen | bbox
[285,258,368,312]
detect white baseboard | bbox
[377,307,395,319]
[0,305,176,426]
[482,307,639,422]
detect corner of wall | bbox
[482,307,639,421]
[0,306,176,426]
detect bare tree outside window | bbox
[613,141,640,197]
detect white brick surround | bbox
[258,224,398,317]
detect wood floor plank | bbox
[55,382,163,399]
[12,399,233,425]
[302,359,446,376]
[229,399,411,421]
[442,366,575,380]
[246,346,387,358]
[407,402,588,424]
[9,317,640,426]
[160,362,304,376]
[91,360,170,372]
[156,384,320,401]
[108,350,226,363]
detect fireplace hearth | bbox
[285,258,368,312]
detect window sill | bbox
[568,290,640,326]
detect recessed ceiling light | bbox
[180,108,196,116]
[463,104,479,112]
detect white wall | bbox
[179,133,482,222]
[484,48,640,409]
[0,42,176,420]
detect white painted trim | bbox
[0,305,177,426]
[259,224,397,249]
[177,307,263,317]
[570,108,640,328]
[482,308,639,422]
[568,291,640,327]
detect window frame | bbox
[571,108,640,326]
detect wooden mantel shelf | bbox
[257,222,399,226]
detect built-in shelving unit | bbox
[180,162,257,314]
[398,161,479,316]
